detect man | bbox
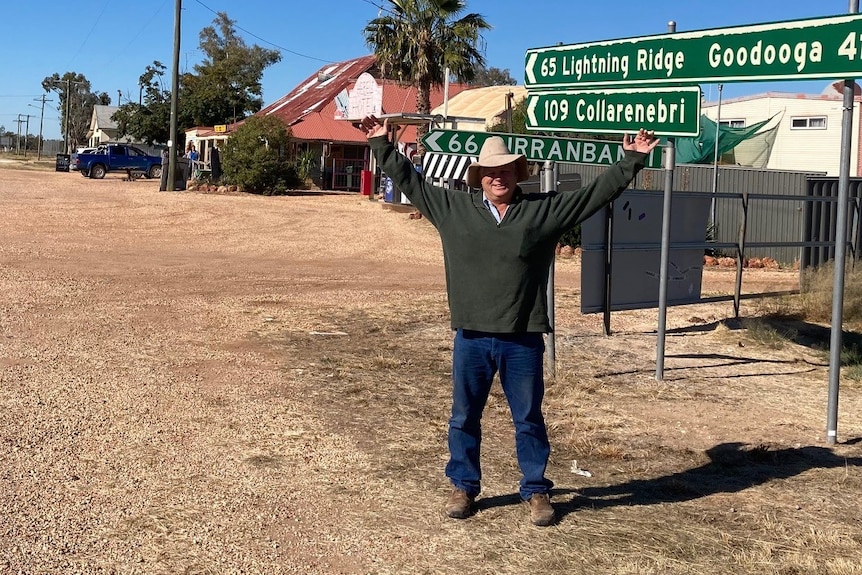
[360,115,659,526]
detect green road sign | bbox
[525,13,862,89]
[420,129,662,168]
[525,87,701,136]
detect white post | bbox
[711,84,723,229]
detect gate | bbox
[330,158,367,192]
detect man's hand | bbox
[360,115,389,141]
[623,129,660,154]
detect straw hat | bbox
[465,136,529,188]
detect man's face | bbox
[481,163,516,203]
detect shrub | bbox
[799,260,862,327]
[295,148,318,182]
[221,115,301,194]
[558,225,581,248]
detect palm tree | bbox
[363,0,490,142]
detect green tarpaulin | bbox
[675,114,780,167]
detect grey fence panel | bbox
[802,178,862,269]
[712,167,818,266]
[559,162,822,266]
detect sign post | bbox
[522,7,862,436]
[655,20,678,381]
[828,0,860,445]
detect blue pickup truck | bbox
[74,144,163,180]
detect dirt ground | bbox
[1,165,861,574]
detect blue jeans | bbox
[446,329,553,500]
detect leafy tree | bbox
[184,12,282,127]
[112,63,174,145]
[112,12,281,145]
[364,0,490,142]
[221,115,300,194]
[41,72,110,150]
[469,66,517,87]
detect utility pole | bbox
[62,79,70,153]
[51,79,72,154]
[15,115,24,155]
[55,78,86,154]
[30,96,50,160]
[167,0,182,191]
[24,114,31,158]
[65,80,73,154]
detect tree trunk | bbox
[415,83,432,155]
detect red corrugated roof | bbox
[258,55,471,145]
[289,100,365,142]
[259,55,378,127]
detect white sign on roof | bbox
[334,89,350,120]
[347,73,382,120]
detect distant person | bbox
[360,114,658,526]
[185,143,199,162]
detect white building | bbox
[701,81,861,176]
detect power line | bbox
[103,0,172,72]
[64,0,112,69]
[191,0,336,63]
[358,0,399,15]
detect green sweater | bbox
[370,136,647,333]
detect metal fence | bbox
[563,162,830,266]
[802,177,862,268]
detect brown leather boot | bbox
[525,493,555,526]
[445,488,474,519]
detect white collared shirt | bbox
[482,195,503,223]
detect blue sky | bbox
[0,0,853,140]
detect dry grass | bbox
[1,167,861,574]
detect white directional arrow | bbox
[527,96,538,127]
[418,129,663,168]
[525,52,538,85]
[422,130,445,153]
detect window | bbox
[719,119,746,128]
[791,116,827,129]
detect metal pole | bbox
[23,115,30,159]
[711,84,723,229]
[543,160,557,377]
[602,204,614,336]
[443,67,450,118]
[733,190,748,318]
[64,79,71,154]
[34,95,49,161]
[506,91,514,133]
[61,81,67,154]
[826,0,858,446]
[15,115,22,155]
[168,0,182,191]
[656,20,677,381]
